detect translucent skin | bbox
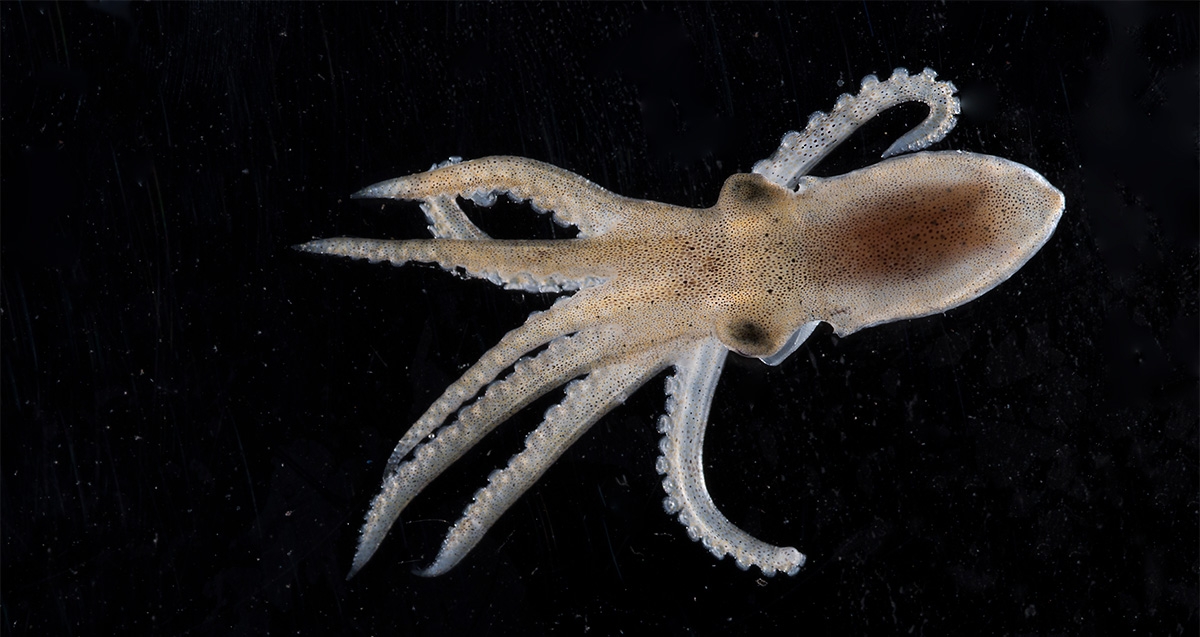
[297,68,1065,578]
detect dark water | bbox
[3,3,1196,635]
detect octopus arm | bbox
[352,156,658,238]
[295,236,612,293]
[753,67,960,190]
[418,344,672,576]
[419,193,491,240]
[656,338,806,576]
[385,286,617,475]
[348,325,637,578]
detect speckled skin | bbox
[297,68,1064,578]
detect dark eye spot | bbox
[729,320,768,346]
[730,178,771,204]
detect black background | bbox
[3,2,1197,635]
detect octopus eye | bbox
[731,179,771,204]
[719,173,783,208]
[728,319,769,349]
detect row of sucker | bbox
[656,338,806,576]
[350,156,649,238]
[418,345,671,576]
[293,237,606,294]
[383,286,626,475]
[419,193,489,240]
[348,326,623,578]
[752,67,960,190]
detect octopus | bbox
[297,68,1065,578]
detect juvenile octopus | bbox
[298,68,1065,578]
